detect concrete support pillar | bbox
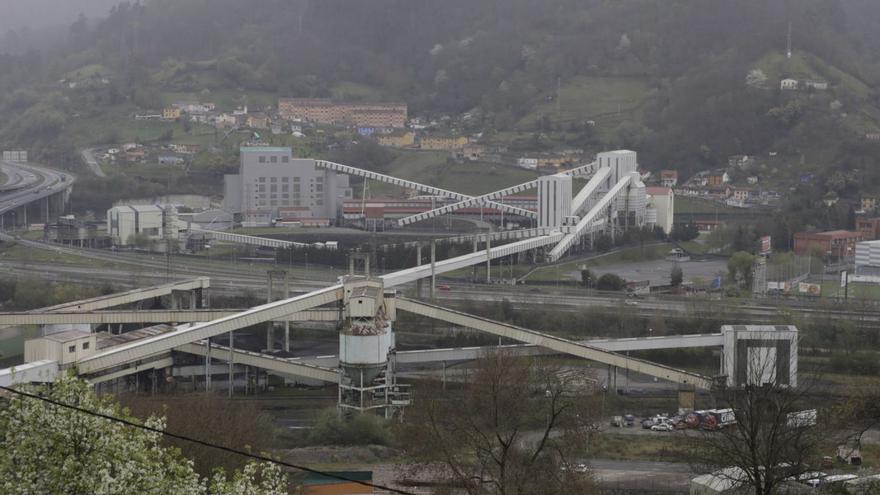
[283,273,290,352]
[430,240,436,299]
[228,331,234,398]
[205,337,212,393]
[415,244,423,297]
[472,237,478,280]
[485,234,491,284]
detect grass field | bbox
[516,76,653,135]
[369,150,538,197]
[674,196,739,216]
[63,103,220,148]
[525,243,674,282]
[755,51,873,100]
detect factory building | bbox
[855,240,880,277]
[106,204,184,250]
[537,173,572,228]
[646,186,675,235]
[223,147,352,226]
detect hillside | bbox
[0,0,878,204]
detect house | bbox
[747,176,758,185]
[866,133,880,141]
[124,149,146,162]
[162,107,181,120]
[728,155,754,169]
[804,80,828,90]
[660,170,678,187]
[793,230,864,258]
[419,134,468,151]
[458,142,485,161]
[861,197,878,212]
[856,217,880,240]
[158,155,185,165]
[245,113,270,130]
[171,143,201,154]
[214,113,237,128]
[707,171,730,187]
[780,78,798,90]
[377,131,415,148]
[517,157,538,170]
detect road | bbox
[80,148,106,178]
[0,160,75,218]
[4,232,880,328]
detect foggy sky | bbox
[0,0,122,32]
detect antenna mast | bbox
[786,22,792,59]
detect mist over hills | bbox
[0,0,878,187]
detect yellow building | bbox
[377,131,415,148]
[419,135,468,151]
[862,197,878,212]
[162,107,181,120]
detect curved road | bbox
[0,160,75,217]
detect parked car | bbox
[438,285,451,291]
[651,423,673,432]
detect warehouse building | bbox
[106,204,184,250]
[223,147,352,226]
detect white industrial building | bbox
[106,204,184,250]
[223,147,352,226]
[855,240,880,277]
[721,325,798,387]
[646,186,675,234]
[537,173,573,228]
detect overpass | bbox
[0,161,75,227]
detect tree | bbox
[398,352,598,495]
[744,69,768,89]
[0,374,290,495]
[670,264,683,287]
[727,251,756,288]
[580,268,595,289]
[121,394,278,476]
[670,223,699,242]
[596,273,626,291]
[688,367,854,495]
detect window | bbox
[293,184,301,192]
[82,342,90,350]
[270,156,278,163]
[259,156,266,163]
[270,184,277,193]
[270,177,277,183]
[293,177,300,182]
[316,199,324,206]
[259,185,266,193]
[282,177,289,182]
[315,184,324,192]
[68,345,76,353]
[316,176,324,183]
[282,156,289,163]
[282,184,289,192]
[258,177,266,183]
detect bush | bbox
[307,408,391,446]
[829,352,880,376]
[596,273,626,291]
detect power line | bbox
[0,384,415,495]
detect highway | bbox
[0,160,74,218]
[3,222,880,327]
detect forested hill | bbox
[1,0,879,180]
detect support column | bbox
[283,275,290,352]
[472,237,478,281]
[415,244,422,297]
[485,234,491,284]
[228,331,234,398]
[430,240,436,299]
[205,337,212,393]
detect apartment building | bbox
[278,98,407,128]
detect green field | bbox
[369,150,538,197]
[517,76,653,132]
[524,243,674,282]
[755,51,873,99]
